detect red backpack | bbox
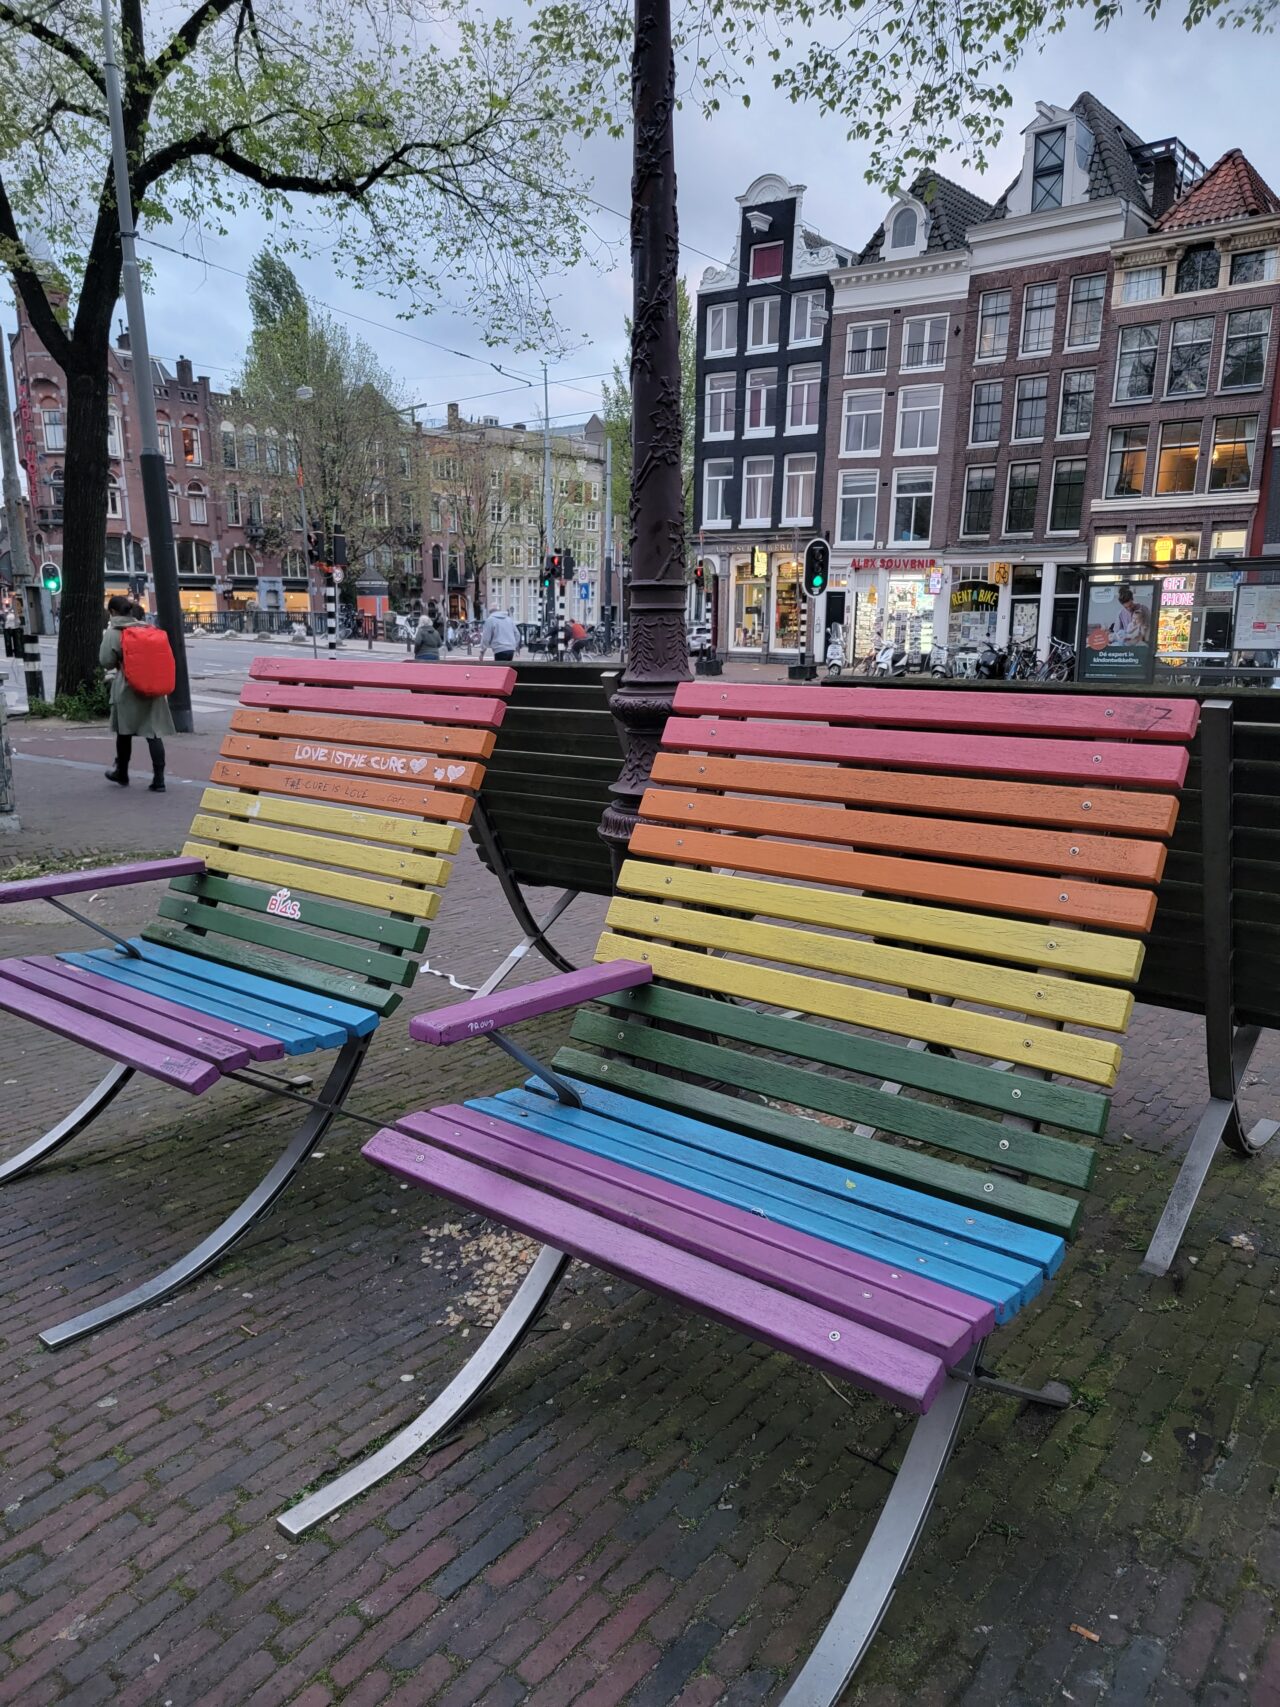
[120,625,176,698]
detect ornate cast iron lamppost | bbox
[600,0,691,874]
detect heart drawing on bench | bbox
[409,758,429,775]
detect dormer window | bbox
[883,197,928,259]
[890,208,917,249]
[1032,128,1066,211]
[749,242,784,282]
[1176,244,1220,294]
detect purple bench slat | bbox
[0,977,219,1093]
[0,857,204,906]
[410,961,653,1046]
[364,1126,947,1412]
[23,958,285,1061]
[406,1106,990,1361]
[0,960,252,1071]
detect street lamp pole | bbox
[599,0,691,874]
[294,386,318,659]
[99,0,193,731]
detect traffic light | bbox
[694,558,705,586]
[541,555,556,592]
[802,538,831,597]
[307,532,323,565]
[563,548,575,577]
[40,562,61,594]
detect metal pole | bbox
[0,328,34,606]
[297,464,318,660]
[99,0,192,731]
[324,576,337,653]
[20,628,44,703]
[542,364,553,638]
[603,435,614,652]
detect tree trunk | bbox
[56,354,112,697]
[600,0,690,873]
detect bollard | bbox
[20,629,44,703]
[324,581,337,653]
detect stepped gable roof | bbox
[857,171,995,264]
[1155,148,1280,232]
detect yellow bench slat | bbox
[183,842,443,920]
[199,788,462,855]
[188,815,449,885]
[593,932,1122,1086]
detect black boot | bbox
[106,734,131,786]
[147,736,165,792]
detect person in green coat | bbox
[100,594,175,792]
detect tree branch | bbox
[0,4,105,94]
[0,170,74,369]
[144,0,245,96]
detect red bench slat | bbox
[250,658,517,695]
[240,683,508,729]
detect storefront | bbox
[948,580,1000,654]
[727,549,804,657]
[845,557,942,667]
[177,587,216,617]
[1076,561,1272,678]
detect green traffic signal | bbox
[40,562,62,593]
[802,540,830,597]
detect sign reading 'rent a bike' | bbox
[1079,579,1159,684]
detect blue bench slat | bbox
[126,941,380,1036]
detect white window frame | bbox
[220,425,237,469]
[187,482,207,525]
[106,477,122,520]
[890,469,934,546]
[841,389,884,457]
[780,453,816,526]
[1012,374,1049,443]
[1019,283,1058,357]
[704,373,736,441]
[746,295,781,353]
[900,315,948,373]
[976,290,1011,361]
[835,471,876,546]
[180,424,202,467]
[1165,315,1215,399]
[157,421,173,463]
[895,383,942,454]
[790,291,825,346]
[705,301,737,357]
[1057,368,1096,439]
[226,487,242,526]
[749,242,784,284]
[846,321,889,377]
[740,455,774,526]
[166,480,179,523]
[106,411,122,459]
[40,408,65,451]
[743,368,777,437]
[1229,248,1279,287]
[1065,273,1105,350]
[1121,265,1166,304]
[701,457,733,527]
[785,364,822,433]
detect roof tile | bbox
[1156,148,1280,231]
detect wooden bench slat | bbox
[570,1009,1095,1188]
[241,682,507,729]
[183,842,443,922]
[125,940,379,1032]
[600,982,1111,1138]
[250,657,517,695]
[230,707,495,762]
[650,754,1179,838]
[212,759,475,823]
[365,1124,949,1410]
[617,861,1143,984]
[156,896,417,988]
[188,814,450,886]
[140,922,403,1017]
[604,897,1134,1033]
[673,682,1200,741]
[628,824,1156,933]
[663,717,1190,789]
[167,872,428,951]
[0,975,219,1092]
[594,933,1122,1086]
[199,788,463,855]
[637,789,1165,884]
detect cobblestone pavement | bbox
[2,834,1280,1706]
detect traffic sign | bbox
[579,581,590,601]
[332,567,345,586]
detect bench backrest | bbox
[559,683,1197,1245]
[149,657,515,1017]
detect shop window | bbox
[1105,426,1149,498]
[846,322,888,376]
[1013,374,1048,440]
[891,470,933,544]
[1209,415,1258,490]
[1031,127,1066,211]
[1049,458,1087,533]
[781,454,816,525]
[1154,422,1202,495]
[1020,283,1057,355]
[704,373,736,439]
[749,242,784,283]
[1175,244,1220,294]
[977,290,1011,359]
[1058,369,1095,437]
[836,472,876,544]
[1005,463,1040,533]
[1066,274,1105,348]
[1121,265,1165,304]
[970,381,1002,444]
[1137,532,1200,564]
[732,557,767,650]
[1166,316,1214,396]
[1211,526,1248,556]
[896,384,942,453]
[1221,308,1271,389]
[1115,325,1159,401]
[961,466,995,536]
[741,457,774,526]
[841,390,883,455]
[701,458,733,525]
[901,315,947,371]
[705,302,736,356]
[772,560,802,651]
[1229,248,1278,286]
[744,368,777,434]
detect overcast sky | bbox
[5,6,1276,435]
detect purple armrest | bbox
[0,857,205,906]
[410,961,653,1046]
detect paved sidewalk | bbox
[3,841,1280,1704]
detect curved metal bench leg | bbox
[278,1243,570,1539]
[0,1064,135,1185]
[779,1347,978,1707]
[38,1038,368,1351]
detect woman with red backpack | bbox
[101,594,176,792]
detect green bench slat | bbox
[600,985,1109,1139]
[571,1010,1095,1189]
[552,1046,1082,1240]
[157,895,417,988]
[168,872,428,951]
[141,920,403,1016]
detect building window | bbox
[157,420,173,462]
[263,432,281,475]
[1221,308,1271,389]
[961,466,995,536]
[702,457,733,524]
[106,476,121,519]
[1066,274,1105,348]
[1115,325,1159,401]
[749,242,784,283]
[1209,415,1258,490]
[1058,369,1095,437]
[248,491,263,527]
[1175,244,1220,294]
[431,544,443,579]
[221,425,237,468]
[705,373,736,439]
[228,546,256,578]
[977,290,1011,359]
[1166,316,1214,396]
[226,486,242,526]
[790,292,825,345]
[706,302,736,356]
[781,454,816,524]
[1105,425,1149,498]
[241,429,259,470]
[786,364,822,431]
[1122,265,1165,303]
[106,412,122,458]
[896,384,942,453]
[1031,127,1066,211]
[744,369,777,435]
[741,456,774,525]
[166,480,179,523]
[1049,458,1087,532]
[970,381,1002,444]
[846,322,888,376]
[180,425,202,466]
[891,470,933,544]
[901,315,947,371]
[836,471,876,544]
[187,482,207,524]
[841,390,883,455]
[1013,374,1049,440]
[1229,248,1278,286]
[1005,462,1040,533]
[1020,283,1058,355]
[889,207,918,248]
[40,408,65,451]
[747,296,781,352]
[1155,421,1202,494]
[177,538,213,576]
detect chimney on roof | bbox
[447,402,461,430]
[176,356,194,385]
[1151,154,1180,219]
[116,325,130,351]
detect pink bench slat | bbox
[410,962,652,1046]
[250,657,517,695]
[364,1125,947,1412]
[0,977,219,1093]
[0,857,204,906]
[25,958,285,1060]
[240,682,507,729]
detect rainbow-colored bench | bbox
[280,681,1198,1699]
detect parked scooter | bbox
[873,642,909,677]
[929,641,951,678]
[974,640,1007,680]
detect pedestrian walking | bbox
[412,605,443,662]
[479,605,520,663]
[100,593,175,792]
